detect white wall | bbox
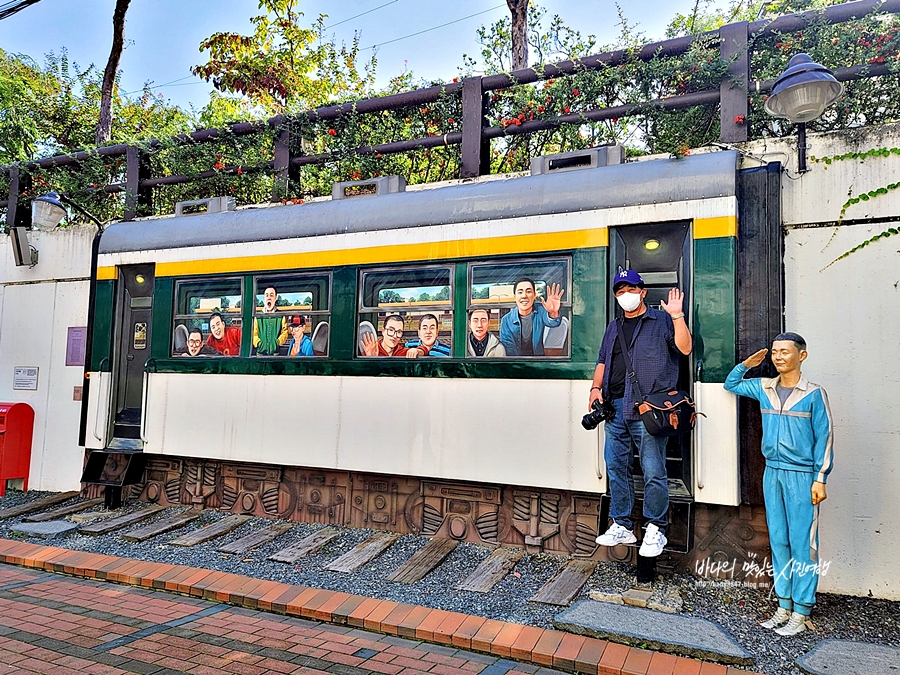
[744,124,900,599]
[0,225,94,492]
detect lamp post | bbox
[764,53,843,173]
[32,191,107,447]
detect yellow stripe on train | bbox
[95,216,735,279]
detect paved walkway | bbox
[0,539,762,675]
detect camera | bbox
[582,399,616,430]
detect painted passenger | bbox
[206,312,242,356]
[725,333,833,636]
[466,308,506,357]
[498,278,564,356]
[253,285,288,355]
[589,269,692,558]
[360,315,425,357]
[286,316,314,357]
[405,314,451,357]
[181,328,218,356]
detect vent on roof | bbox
[530,145,625,176]
[174,196,236,217]
[332,175,406,200]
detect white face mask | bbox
[616,290,643,312]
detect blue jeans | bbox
[604,398,669,532]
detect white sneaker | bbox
[774,612,807,636]
[759,607,792,629]
[638,523,667,557]
[595,523,637,546]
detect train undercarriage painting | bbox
[81,148,780,587]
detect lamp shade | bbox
[764,53,843,123]
[31,191,68,230]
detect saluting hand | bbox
[742,348,768,368]
[540,283,564,318]
[660,288,684,316]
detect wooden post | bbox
[461,77,490,178]
[124,146,152,221]
[272,123,299,201]
[720,21,749,144]
[6,167,32,228]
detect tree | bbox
[192,0,376,113]
[96,0,132,145]
[379,290,403,304]
[507,0,529,71]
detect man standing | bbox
[589,270,692,557]
[725,334,833,636]
[499,279,564,356]
[253,286,288,355]
[405,314,451,356]
[361,315,425,357]
[206,312,242,356]
[466,308,506,357]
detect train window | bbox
[172,278,243,357]
[358,266,453,357]
[251,274,331,357]
[467,258,571,358]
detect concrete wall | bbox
[743,124,900,599]
[0,225,94,492]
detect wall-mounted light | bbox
[764,53,843,173]
[644,238,660,251]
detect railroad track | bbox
[1,494,597,607]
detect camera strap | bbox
[615,319,645,405]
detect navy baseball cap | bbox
[612,269,644,289]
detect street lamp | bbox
[32,191,105,231]
[764,53,843,173]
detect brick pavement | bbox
[0,539,765,675]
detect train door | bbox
[110,264,155,449]
[608,222,693,544]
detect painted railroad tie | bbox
[120,509,202,543]
[217,521,295,555]
[0,491,80,520]
[168,514,251,547]
[23,498,105,523]
[529,559,597,606]
[325,531,399,573]
[388,537,458,584]
[455,546,525,593]
[268,527,341,563]
[79,505,165,536]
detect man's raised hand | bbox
[540,283,564,318]
[742,348,768,368]
[660,288,684,315]
[361,333,378,357]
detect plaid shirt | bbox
[596,307,682,421]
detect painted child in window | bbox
[253,286,288,355]
[405,314,451,357]
[286,316,314,357]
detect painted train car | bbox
[81,148,773,571]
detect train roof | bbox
[98,150,739,255]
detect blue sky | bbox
[0,0,728,112]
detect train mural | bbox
[80,147,775,578]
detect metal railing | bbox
[2,0,898,225]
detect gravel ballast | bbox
[1,489,898,675]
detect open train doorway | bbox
[110,264,155,449]
[608,221,693,547]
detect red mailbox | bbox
[0,403,35,497]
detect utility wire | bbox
[361,4,505,51]
[0,0,42,21]
[323,0,399,31]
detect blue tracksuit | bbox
[725,364,834,615]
